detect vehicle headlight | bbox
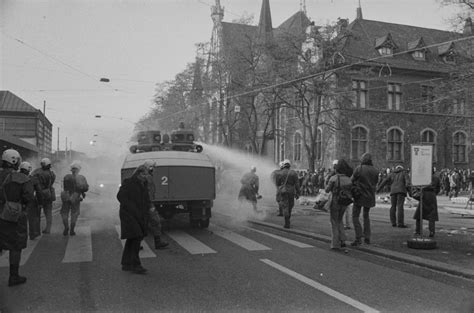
[99,183,104,188]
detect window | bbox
[378,47,392,56]
[412,50,425,60]
[387,83,401,110]
[352,80,367,108]
[421,129,437,162]
[453,132,467,163]
[453,98,465,115]
[316,128,322,160]
[387,128,403,161]
[294,132,302,161]
[421,85,435,112]
[351,126,368,160]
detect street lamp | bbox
[100,78,110,82]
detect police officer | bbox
[61,162,89,236]
[275,159,300,228]
[19,162,43,240]
[271,162,284,216]
[0,149,35,286]
[32,158,56,234]
[143,160,168,249]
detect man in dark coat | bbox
[271,162,284,216]
[32,158,56,234]
[275,159,300,229]
[377,165,410,228]
[413,168,441,237]
[117,165,150,274]
[238,166,260,212]
[19,162,43,240]
[350,153,379,246]
[0,149,35,286]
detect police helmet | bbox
[143,160,155,172]
[279,161,285,169]
[282,159,291,168]
[2,149,21,166]
[19,161,32,172]
[250,165,256,172]
[70,161,82,171]
[40,158,51,167]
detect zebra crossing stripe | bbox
[114,225,156,258]
[166,230,216,255]
[245,227,314,248]
[261,259,380,313]
[213,227,271,251]
[0,235,42,267]
[62,226,93,263]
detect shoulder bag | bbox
[277,171,291,195]
[336,175,354,206]
[0,174,23,222]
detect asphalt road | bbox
[0,194,473,313]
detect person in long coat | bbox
[412,168,441,237]
[238,166,260,212]
[117,165,150,274]
[0,149,35,286]
[350,152,379,246]
[275,159,300,229]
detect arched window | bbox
[387,128,403,161]
[421,129,437,162]
[351,126,368,160]
[453,131,467,163]
[294,132,302,161]
[316,128,322,160]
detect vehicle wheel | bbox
[198,218,210,228]
[407,237,437,250]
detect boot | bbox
[62,217,69,236]
[154,236,169,249]
[69,223,76,236]
[284,217,290,229]
[8,264,26,287]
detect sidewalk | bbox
[242,194,474,280]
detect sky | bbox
[0,0,462,158]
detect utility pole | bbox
[56,127,59,160]
[43,100,46,157]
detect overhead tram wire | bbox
[153,35,474,123]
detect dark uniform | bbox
[0,167,35,286]
[238,169,259,212]
[275,166,300,228]
[32,167,56,234]
[61,171,88,236]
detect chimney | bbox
[463,17,473,35]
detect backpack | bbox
[335,175,353,206]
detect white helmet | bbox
[250,165,256,172]
[143,160,155,170]
[279,161,285,169]
[70,161,82,171]
[40,158,51,166]
[282,159,291,168]
[19,161,32,172]
[2,149,21,166]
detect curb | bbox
[248,219,474,281]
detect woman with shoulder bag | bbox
[325,159,353,251]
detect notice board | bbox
[410,145,432,186]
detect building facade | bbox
[0,90,53,160]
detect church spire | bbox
[258,0,273,43]
[356,0,363,20]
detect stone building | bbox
[206,0,473,170]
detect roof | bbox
[122,151,214,170]
[0,133,39,152]
[0,90,38,113]
[342,19,471,73]
[277,11,311,35]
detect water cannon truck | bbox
[121,126,214,228]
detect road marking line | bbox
[115,225,156,258]
[261,259,380,313]
[166,230,216,255]
[0,235,42,267]
[62,226,93,263]
[245,227,314,248]
[213,227,271,251]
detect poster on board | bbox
[410,145,433,186]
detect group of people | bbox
[0,148,90,287]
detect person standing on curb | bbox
[238,166,260,213]
[0,149,35,286]
[412,167,441,238]
[275,159,300,229]
[325,159,353,251]
[19,162,43,240]
[143,160,168,249]
[271,162,284,216]
[32,158,56,235]
[376,164,410,228]
[60,162,88,236]
[350,153,379,246]
[117,165,150,274]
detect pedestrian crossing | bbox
[0,224,315,266]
